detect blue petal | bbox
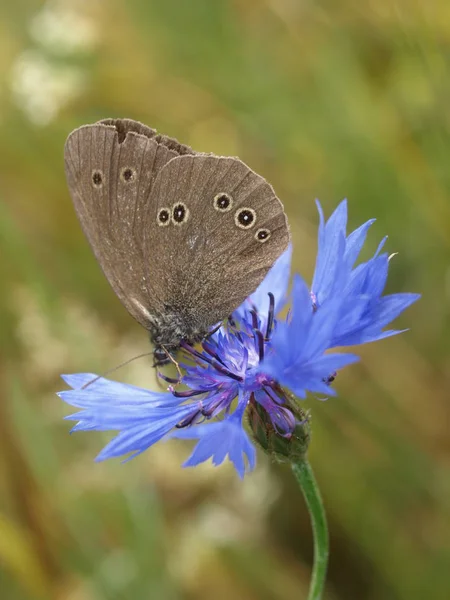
[259,270,358,399]
[234,243,292,319]
[171,394,256,478]
[374,236,388,257]
[344,219,376,268]
[330,257,420,348]
[94,404,196,461]
[372,293,420,329]
[61,373,154,395]
[263,350,358,399]
[364,255,389,298]
[59,374,200,461]
[58,375,185,419]
[337,328,406,346]
[307,203,421,350]
[58,389,182,410]
[289,274,342,358]
[330,297,369,340]
[66,402,187,431]
[312,199,348,304]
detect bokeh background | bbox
[0,1,448,599]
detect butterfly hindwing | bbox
[64,119,196,327]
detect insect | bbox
[64,118,290,365]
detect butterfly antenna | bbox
[161,345,183,384]
[81,352,154,389]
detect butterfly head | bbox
[153,346,173,367]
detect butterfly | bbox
[64,118,290,365]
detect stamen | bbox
[265,382,288,405]
[250,309,259,331]
[265,292,275,340]
[201,401,221,418]
[211,361,244,382]
[254,329,265,361]
[200,386,229,418]
[175,410,201,428]
[157,371,180,384]
[228,316,243,342]
[170,388,206,398]
[180,340,215,365]
[205,321,222,338]
[180,341,243,382]
[202,340,226,366]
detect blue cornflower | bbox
[59,201,419,477]
[310,199,419,347]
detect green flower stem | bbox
[292,460,329,600]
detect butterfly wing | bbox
[64,118,196,327]
[143,154,290,336]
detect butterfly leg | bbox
[159,345,183,384]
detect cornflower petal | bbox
[58,390,183,410]
[310,202,419,348]
[260,275,359,398]
[59,375,197,457]
[374,293,420,328]
[312,199,349,305]
[61,373,154,396]
[95,404,197,461]
[344,219,376,268]
[329,253,419,347]
[333,293,419,346]
[171,393,256,479]
[234,243,292,321]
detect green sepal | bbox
[247,393,311,463]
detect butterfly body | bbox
[64,119,290,365]
[147,304,214,355]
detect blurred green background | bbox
[0,1,448,599]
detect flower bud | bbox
[247,394,311,464]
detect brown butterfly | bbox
[64,118,290,365]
